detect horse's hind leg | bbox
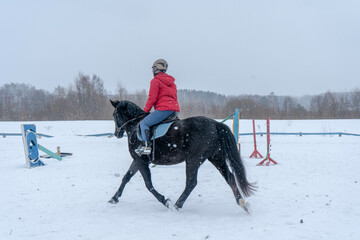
[208,154,246,209]
[109,161,138,204]
[174,160,203,210]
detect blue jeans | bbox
[140,110,174,141]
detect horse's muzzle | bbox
[115,129,125,138]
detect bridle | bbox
[113,111,145,133]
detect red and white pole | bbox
[257,118,278,166]
[249,119,263,158]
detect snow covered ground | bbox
[1,119,360,240]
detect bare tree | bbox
[322,92,339,118]
[337,95,351,118]
[281,96,296,118]
[267,92,280,119]
[116,82,128,101]
[310,95,323,118]
[66,73,108,120]
[351,89,360,118]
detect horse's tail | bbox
[217,123,256,197]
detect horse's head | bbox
[110,100,125,138]
[110,99,145,138]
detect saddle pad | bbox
[137,122,174,141]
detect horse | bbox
[108,100,255,212]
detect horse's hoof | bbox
[165,198,172,208]
[239,199,250,214]
[174,205,181,211]
[108,198,119,204]
[165,198,178,211]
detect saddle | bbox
[136,112,179,141]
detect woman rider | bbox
[135,59,180,155]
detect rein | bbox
[115,114,145,133]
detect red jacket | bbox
[144,72,180,113]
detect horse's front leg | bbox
[136,159,170,208]
[108,161,138,204]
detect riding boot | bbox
[135,130,152,156]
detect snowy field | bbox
[1,119,360,240]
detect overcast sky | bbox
[1,0,359,96]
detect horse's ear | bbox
[110,99,119,108]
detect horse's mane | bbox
[118,100,145,118]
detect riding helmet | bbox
[152,59,168,76]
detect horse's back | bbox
[161,116,219,150]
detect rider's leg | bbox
[140,110,175,140]
[137,110,174,155]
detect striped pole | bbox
[257,118,278,166]
[249,119,263,158]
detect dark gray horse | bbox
[108,100,255,212]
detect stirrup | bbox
[135,146,152,156]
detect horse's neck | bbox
[128,102,144,116]
[125,119,141,139]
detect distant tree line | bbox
[0,73,360,120]
[0,74,111,121]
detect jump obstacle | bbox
[249,119,263,158]
[222,109,240,152]
[224,115,277,166]
[256,118,278,166]
[21,124,63,168]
